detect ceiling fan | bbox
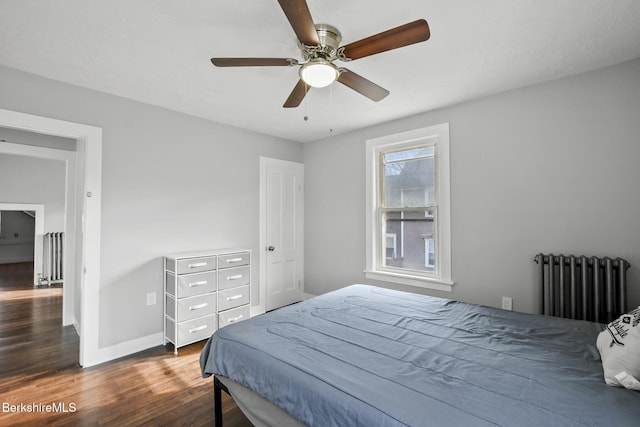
[211,0,430,108]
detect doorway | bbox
[0,143,75,321]
[0,210,36,296]
[0,108,103,367]
[0,204,45,286]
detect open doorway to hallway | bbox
[1,108,103,367]
[0,210,36,280]
[0,129,76,374]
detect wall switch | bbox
[502,296,513,311]
[147,292,157,306]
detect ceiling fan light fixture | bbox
[300,59,338,88]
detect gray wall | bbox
[0,65,303,348]
[0,153,66,232]
[304,58,640,314]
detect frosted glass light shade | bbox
[300,61,338,88]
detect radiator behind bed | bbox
[535,253,630,323]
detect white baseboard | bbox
[251,305,266,317]
[63,313,79,330]
[82,332,164,368]
[252,293,316,316]
[63,311,77,327]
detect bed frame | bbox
[213,377,227,427]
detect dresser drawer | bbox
[218,285,250,311]
[166,314,217,347]
[218,252,250,269]
[218,265,250,290]
[166,270,217,298]
[176,256,217,274]
[218,304,250,329]
[166,292,217,322]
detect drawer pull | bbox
[226,295,242,301]
[188,280,208,287]
[188,325,208,334]
[225,258,243,263]
[188,262,208,269]
[227,314,244,323]
[226,274,243,280]
[189,303,208,311]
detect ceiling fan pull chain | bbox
[303,83,309,121]
[329,83,334,133]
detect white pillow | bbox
[596,306,640,390]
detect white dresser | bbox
[164,248,251,354]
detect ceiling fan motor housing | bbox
[300,23,342,61]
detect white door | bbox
[261,158,303,311]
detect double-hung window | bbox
[365,123,452,291]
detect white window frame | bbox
[365,123,453,292]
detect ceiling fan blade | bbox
[211,58,299,67]
[340,19,430,61]
[277,0,320,46]
[283,79,310,108]
[337,69,389,102]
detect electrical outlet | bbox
[502,296,513,311]
[147,292,157,306]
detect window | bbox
[365,123,452,291]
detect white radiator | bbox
[41,232,64,286]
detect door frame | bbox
[0,108,102,367]
[258,157,304,315]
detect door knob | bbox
[267,246,275,251]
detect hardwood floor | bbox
[0,262,252,426]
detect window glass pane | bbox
[383,153,435,208]
[425,238,435,268]
[383,209,436,272]
[383,146,434,163]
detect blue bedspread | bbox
[200,284,640,426]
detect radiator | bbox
[41,232,64,286]
[534,253,630,323]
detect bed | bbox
[200,284,640,426]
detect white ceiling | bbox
[1,0,639,143]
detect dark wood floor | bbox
[0,262,252,426]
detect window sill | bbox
[364,270,453,292]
